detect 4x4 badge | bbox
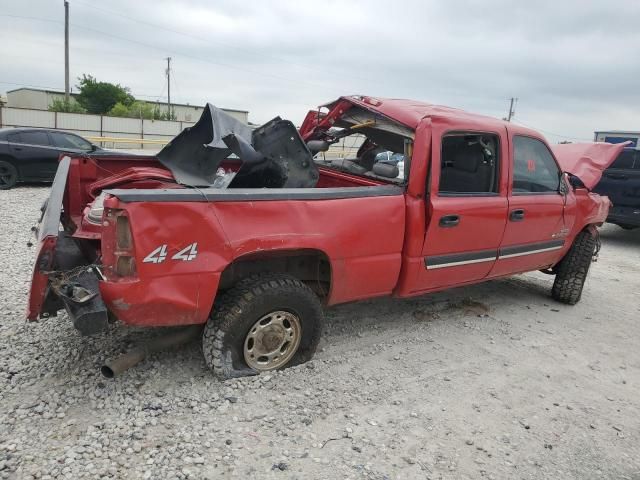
[143,243,198,264]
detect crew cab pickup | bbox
[27,96,624,379]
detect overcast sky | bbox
[2,0,639,142]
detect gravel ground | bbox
[1,185,639,480]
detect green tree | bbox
[108,100,176,121]
[75,74,134,114]
[48,98,87,113]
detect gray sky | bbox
[2,0,639,142]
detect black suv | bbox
[593,148,640,230]
[0,128,102,189]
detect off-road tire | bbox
[0,160,18,190]
[203,274,323,380]
[551,230,597,305]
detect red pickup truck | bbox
[27,96,623,379]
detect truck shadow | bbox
[599,225,640,248]
[321,273,554,342]
[27,273,555,384]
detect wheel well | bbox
[219,249,332,300]
[0,154,17,165]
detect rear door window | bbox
[50,132,92,151]
[439,133,500,194]
[19,131,51,147]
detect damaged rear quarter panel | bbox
[100,201,232,326]
[101,192,406,327]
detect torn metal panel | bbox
[550,141,630,190]
[158,103,252,186]
[158,104,319,189]
[231,118,319,188]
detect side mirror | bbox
[566,173,585,190]
[558,174,568,195]
[89,144,99,152]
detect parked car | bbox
[0,128,101,189]
[27,96,624,379]
[593,147,640,229]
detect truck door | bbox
[414,128,508,293]
[490,133,576,277]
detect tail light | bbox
[116,255,136,276]
[103,207,136,278]
[116,216,132,250]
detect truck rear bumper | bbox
[57,269,110,336]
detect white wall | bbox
[6,88,249,124]
[0,107,197,150]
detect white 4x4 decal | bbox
[143,245,168,264]
[172,243,198,261]
[142,243,198,264]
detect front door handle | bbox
[439,214,460,228]
[510,209,525,221]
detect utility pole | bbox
[506,97,517,122]
[165,57,171,119]
[64,0,70,103]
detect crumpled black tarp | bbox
[157,103,318,188]
[157,103,252,186]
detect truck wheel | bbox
[203,274,323,380]
[551,230,597,305]
[0,161,18,190]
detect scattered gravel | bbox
[1,185,639,479]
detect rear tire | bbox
[203,274,323,380]
[0,160,18,190]
[551,230,597,305]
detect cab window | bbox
[513,136,560,193]
[438,133,499,194]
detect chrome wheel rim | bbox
[243,310,302,371]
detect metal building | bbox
[5,87,248,124]
[594,130,640,148]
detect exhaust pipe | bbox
[101,325,203,378]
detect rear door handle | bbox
[439,214,460,227]
[510,209,525,221]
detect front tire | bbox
[0,160,18,190]
[551,230,597,305]
[203,274,323,379]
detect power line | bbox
[0,14,341,95]
[513,119,593,142]
[71,0,375,83]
